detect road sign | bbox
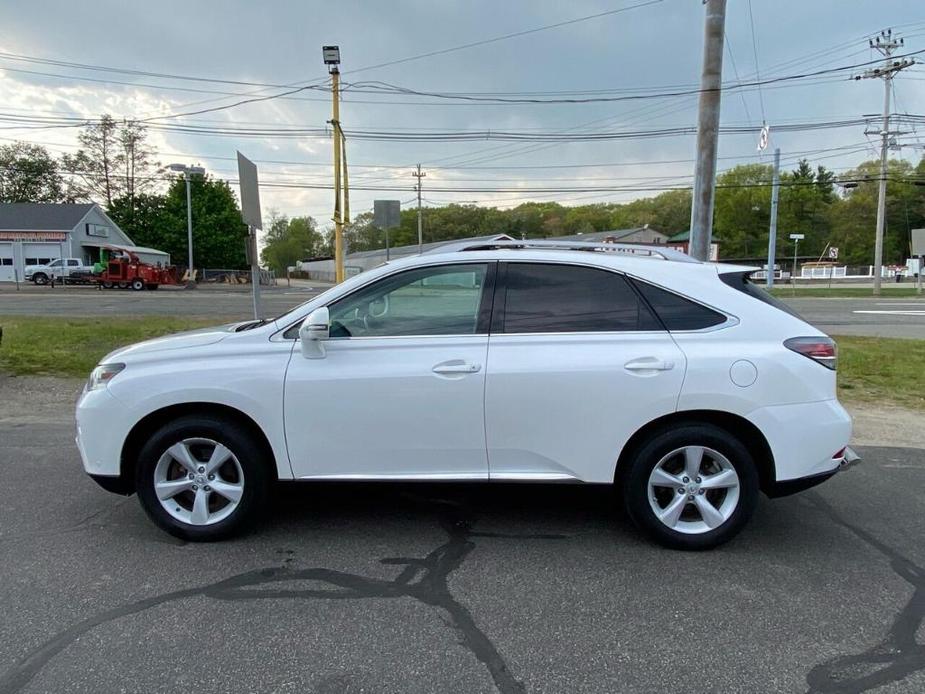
[374,200,401,229]
[757,124,770,151]
[912,229,925,256]
[828,246,839,259]
[789,233,805,240]
[236,151,262,229]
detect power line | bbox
[745,0,767,123]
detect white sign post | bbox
[912,229,925,295]
[237,152,263,319]
[789,234,804,284]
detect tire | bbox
[135,415,271,541]
[33,273,48,285]
[131,279,145,291]
[101,281,114,289]
[118,282,129,289]
[146,284,159,291]
[622,423,759,551]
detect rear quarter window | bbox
[630,279,727,331]
[719,271,802,318]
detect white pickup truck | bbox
[25,258,95,285]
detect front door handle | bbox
[624,358,675,372]
[432,361,482,375]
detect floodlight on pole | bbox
[323,45,340,70]
[167,163,206,287]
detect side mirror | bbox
[299,307,329,359]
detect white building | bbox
[0,203,169,282]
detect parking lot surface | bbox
[1,379,923,693]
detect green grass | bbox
[0,315,225,378]
[770,287,924,298]
[834,335,925,410]
[1,317,922,411]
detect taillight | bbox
[784,337,837,370]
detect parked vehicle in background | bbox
[76,240,855,549]
[25,257,94,285]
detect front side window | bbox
[327,263,489,338]
[500,263,660,333]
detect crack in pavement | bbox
[806,492,925,693]
[0,493,566,694]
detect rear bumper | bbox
[747,398,852,482]
[765,446,860,498]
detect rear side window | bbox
[719,271,801,318]
[500,263,661,333]
[631,279,727,331]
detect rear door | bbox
[484,261,686,483]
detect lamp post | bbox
[167,163,205,287]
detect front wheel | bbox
[135,416,271,541]
[33,273,48,285]
[131,278,145,291]
[623,424,759,550]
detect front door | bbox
[284,262,494,479]
[485,262,687,483]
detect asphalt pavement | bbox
[0,382,923,693]
[1,283,924,338]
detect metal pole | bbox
[385,226,390,261]
[917,255,923,295]
[688,0,727,261]
[249,226,261,319]
[331,69,344,284]
[414,164,425,254]
[793,239,799,287]
[185,173,195,287]
[767,147,781,289]
[872,73,891,296]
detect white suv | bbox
[76,240,853,549]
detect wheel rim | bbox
[154,438,244,526]
[647,445,740,535]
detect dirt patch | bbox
[844,401,924,450]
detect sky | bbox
[0,0,924,239]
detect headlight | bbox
[87,363,125,391]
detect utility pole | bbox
[413,164,426,253]
[766,147,781,289]
[323,46,345,283]
[688,0,727,261]
[855,29,915,295]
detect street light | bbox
[167,163,206,287]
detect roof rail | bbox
[430,239,699,263]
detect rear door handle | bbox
[432,361,482,375]
[624,359,675,372]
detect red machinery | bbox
[93,246,179,290]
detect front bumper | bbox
[766,446,860,498]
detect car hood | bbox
[103,324,234,362]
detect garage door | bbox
[23,242,60,266]
[0,243,14,282]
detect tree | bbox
[108,174,248,269]
[62,115,156,209]
[260,212,323,274]
[712,164,773,258]
[0,142,65,203]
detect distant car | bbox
[25,257,93,285]
[76,240,854,549]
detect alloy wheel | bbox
[647,445,740,535]
[154,438,244,526]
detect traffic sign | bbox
[789,234,805,240]
[828,247,839,259]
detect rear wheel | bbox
[118,282,129,289]
[131,278,145,291]
[101,281,114,289]
[623,424,758,550]
[135,416,271,541]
